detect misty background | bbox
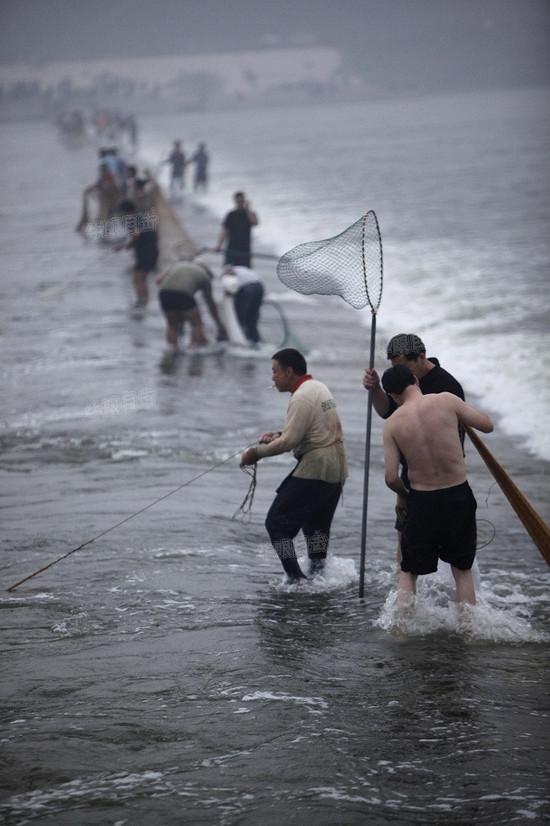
[1,0,549,101]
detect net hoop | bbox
[361,210,383,313]
[277,210,383,312]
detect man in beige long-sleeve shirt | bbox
[241,349,347,582]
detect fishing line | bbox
[6,443,256,592]
[476,519,496,551]
[466,425,550,566]
[38,246,114,298]
[483,480,499,507]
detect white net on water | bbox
[277,211,383,311]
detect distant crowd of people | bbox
[76,138,263,338]
[57,108,138,149]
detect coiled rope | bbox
[232,464,258,522]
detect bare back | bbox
[384,391,493,491]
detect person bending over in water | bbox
[221,264,264,347]
[156,259,228,349]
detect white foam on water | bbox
[273,554,358,592]
[240,690,328,712]
[0,771,168,819]
[374,579,549,643]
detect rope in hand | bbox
[232,463,258,522]
[6,444,256,592]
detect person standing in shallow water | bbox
[381,364,493,608]
[214,192,259,267]
[363,333,465,561]
[114,199,159,309]
[240,349,348,582]
[190,142,209,192]
[166,140,186,194]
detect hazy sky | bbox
[1,0,549,94]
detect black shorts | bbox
[401,481,477,575]
[134,232,159,271]
[224,250,251,267]
[134,250,158,271]
[159,290,197,312]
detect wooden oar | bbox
[465,426,550,566]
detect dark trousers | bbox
[225,248,251,267]
[234,282,264,343]
[265,473,343,579]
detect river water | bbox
[1,87,549,824]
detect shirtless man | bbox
[381,365,493,606]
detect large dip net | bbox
[277,211,383,312]
[277,211,383,598]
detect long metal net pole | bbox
[359,310,377,598]
[276,210,382,598]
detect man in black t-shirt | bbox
[214,191,259,267]
[363,332,464,422]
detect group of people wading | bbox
[75,141,495,625]
[76,141,263,348]
[239,334,493,625]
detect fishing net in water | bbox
[277,211,383,312]
[153,188,199,267]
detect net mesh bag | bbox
[277,211,383,311]
[153,188,199,268]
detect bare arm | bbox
[383,424,409,497]
[113,230,136,252]
[201,284,228,341]
[215,227,228,250]
[363,367,391,417]
[245,202,259,226]
[454,396,494,433]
